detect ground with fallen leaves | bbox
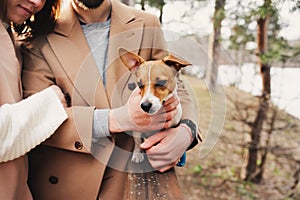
[176,76,300,200]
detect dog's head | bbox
[119,48,191,114]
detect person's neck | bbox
[72,0,112,24]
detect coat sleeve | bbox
[22,42,96,154]
[0,87,67,162]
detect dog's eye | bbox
[155,79,167,88]
[137,81,144,89]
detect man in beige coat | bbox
[22,0,201,199]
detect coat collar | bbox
[0,22,23,104]
[110,0,136,24]
[49,0,143,108]
[54,0,136,37]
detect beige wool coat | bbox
[22,1,200,199]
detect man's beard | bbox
[74,0,105,10]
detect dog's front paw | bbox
[131,152,144,163]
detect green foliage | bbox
[229,23,255,50]
[213,6,226,29]
[228,0,297,65]
[235,181,256,199]
[289,0,300,11]
[192,165,203,174]
[264,37,292,64]
[251,0,274,20]
[142,0,165,8]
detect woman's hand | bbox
[49,85,68,107]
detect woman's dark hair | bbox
[13,0,62,40]
[0,0,8,21]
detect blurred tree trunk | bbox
[206,0,226,91]
[143,0,165,23]
[256,108,277,181]
[245,0,271,183]
[141,0,145,10]
[158,5,163,23]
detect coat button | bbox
[75,141,83,150]
[128,82,136,91]
[49,176,59,184]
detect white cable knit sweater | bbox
[0,87,67,162]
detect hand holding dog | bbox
[140,124,193,172]
[109,88,179,133]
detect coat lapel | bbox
[48,2,109,108]
[105,0,144,107]
[0,22,22,104]
[48,0,144,109]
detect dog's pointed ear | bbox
[119,48,145,72]
[162,55,192,71]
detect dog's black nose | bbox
[141,101,152,113]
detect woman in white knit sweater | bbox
[0,0,67,162]
[0,0,67,198]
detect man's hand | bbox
[140,124,193,172]
[109,88,179,133]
